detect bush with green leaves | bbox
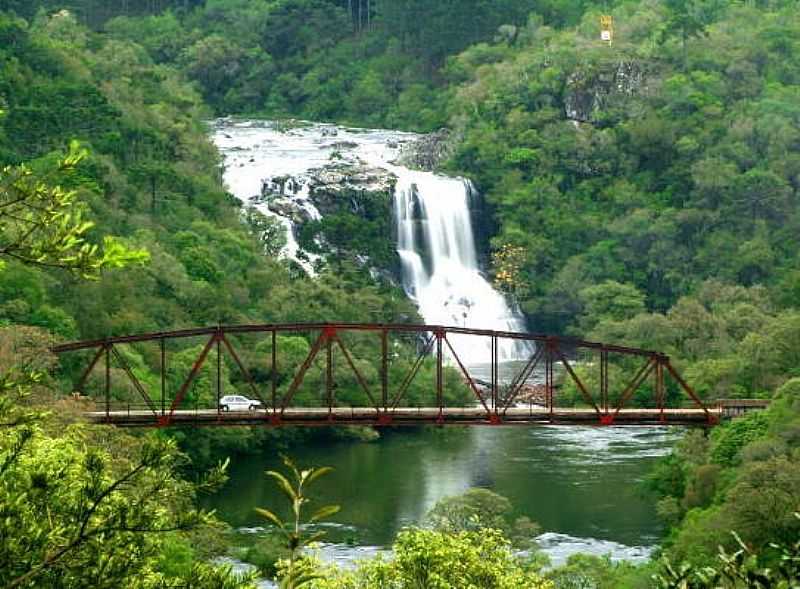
[0,418,253,588]
[656,519,800,589]
[308,528,554,589]
[425,487,542,550]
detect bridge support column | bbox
[326,330,334,422]
[600,347,609,414]
[271,329,277,412]
[490,335,496,411]
[545,338,555,422]
[381,329,388,413]
[435,329,443,423]
[216,335,222,420]
[160,338,166,418]
[656,359,665,424]
[105,343,110,422]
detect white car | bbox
[219,395,262,412]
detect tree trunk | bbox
[348,0,353,32]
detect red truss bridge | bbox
[52,323,744,428]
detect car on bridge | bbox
[219,395,262,412]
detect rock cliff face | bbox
[397,129,456,171]
[564,60,649,124]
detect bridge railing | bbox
[52,323,716,427]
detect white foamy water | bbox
[532,425,684,465]
[387,166,529,364]
[534,532,654,567]
[212,119,530,363]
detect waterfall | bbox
[391,167,530,365]
[212,119,531,366]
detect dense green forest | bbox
[1,0,800,586]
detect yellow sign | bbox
[600,15,613,43]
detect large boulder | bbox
[267,197,317,225]
[261,174,304,198]
[307,161,397,216]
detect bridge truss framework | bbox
[52,323,718,428]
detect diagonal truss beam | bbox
[389,334,435,410]
[220,334,266,407]
[278,329,327,413]
[333,334,380,412]
[444,336,492,418]
[502,346,544,414]
[168,333,218,419]
[556,349,601,415]
[74,344,106,394]
[665,359,713,422]
[609,355,657,420]
[110,345,157,415]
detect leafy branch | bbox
[0,140,148,278]
[655,515,800,588]
[255,455,340,589]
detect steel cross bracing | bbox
[52,323,720,428]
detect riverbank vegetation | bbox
[0,226,247,589]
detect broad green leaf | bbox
[309,504,340,523]
[255,507,286,530]
[305,466,334,485]
[266,470,298,502]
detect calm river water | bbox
[208,425,682,567]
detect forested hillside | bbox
[6,0,576,129]
[0,7,462,469]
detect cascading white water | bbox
[212,119,530,365]
[390,167,529,365]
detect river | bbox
[208,119,681,572]
[210,425,681,568]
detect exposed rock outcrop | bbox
[268,197,317,225]
[257,158,399,277]
[397,129,456,171]
[564,60,649,124]
[304,161,397,217]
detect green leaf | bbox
[255,507,286,530]
[309,504,340,523]
[305,466,334,486]
[299,531,326,547]
[266,470,298,502]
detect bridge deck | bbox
[84,406,721,427]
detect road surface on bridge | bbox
[85,406,722,427]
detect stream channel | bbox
[208,119,682,578]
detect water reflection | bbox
[209,425,682,562]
